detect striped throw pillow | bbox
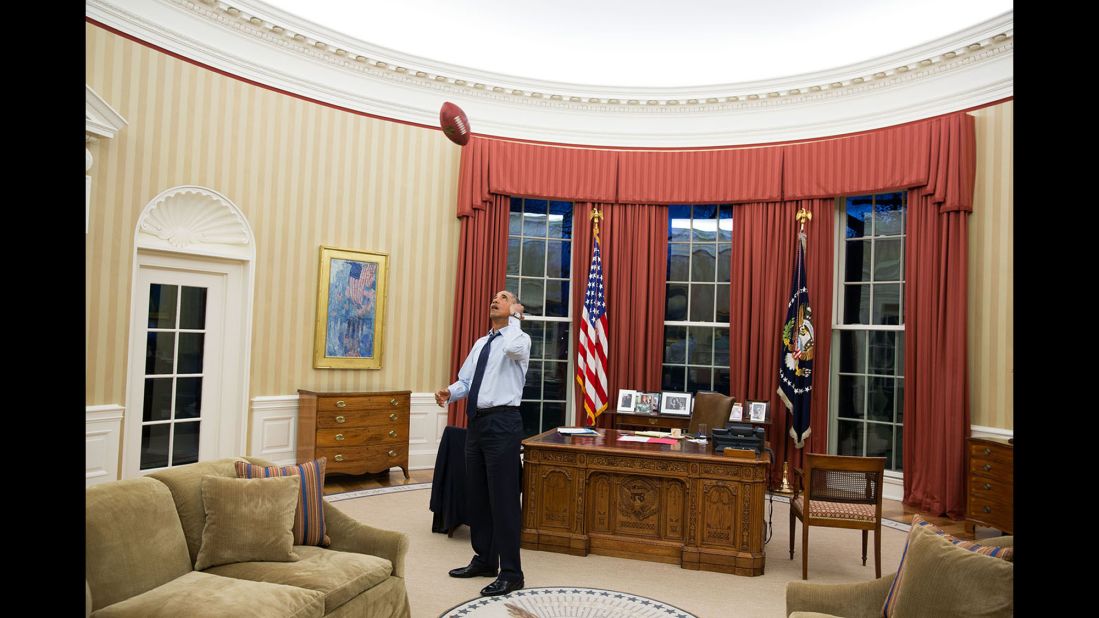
[882,514,1012,617]
[235,458,330,547]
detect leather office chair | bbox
[687,391,735,437]
[789,453,886,580]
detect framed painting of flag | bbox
[313,246,390,369]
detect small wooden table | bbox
[521,428,771,576]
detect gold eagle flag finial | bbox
[795,208,812,229]
[590,206,604,240]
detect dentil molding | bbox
[86,0,1013,146]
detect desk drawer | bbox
[317,394,409,412]
[318,444,408,474]
[316,408,408,429]
[316,426,404,448]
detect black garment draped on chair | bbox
[430,426,468,535]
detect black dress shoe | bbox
[480,577,524,597]
[448,562,498,578]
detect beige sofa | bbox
[85,457,411,617]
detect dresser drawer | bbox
[967,474,1012,497]
[968,456,1011,481]
[966,495,1012,528]
[317,394,409,412]
[318,445,408,473]
[316,408,408,429]
[316,426,405,448]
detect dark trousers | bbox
[465,407,523,582]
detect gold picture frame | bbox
[313,246,389,369]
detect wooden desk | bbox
[613,411,690,432]
[521,429,771,576]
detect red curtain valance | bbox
[616,147,783,204]
[488,139,619,205]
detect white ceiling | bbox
[260,0,1013,87]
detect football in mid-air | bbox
[439,101,471,146]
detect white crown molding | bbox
[86,84,128,139]
[136,185,255,260]
[87,0,1013,147]
[971,425,1013,440]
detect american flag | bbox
[576,232,609,426]
[347,262,373,303]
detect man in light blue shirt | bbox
[435,290,530,597]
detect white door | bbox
[124,264,227,477]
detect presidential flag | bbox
[778,231,815,448]
[577,227,609,427]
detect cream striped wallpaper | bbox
[85,23,461,405]
[968,101,1013,430]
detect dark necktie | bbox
[466,331,500,420]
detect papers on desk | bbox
[618,435,678,445]
[633,430,672,438]
[617,435,650,442]
[556,427,600,436]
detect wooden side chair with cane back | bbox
[789,453,886,580]
[687,391,735,437]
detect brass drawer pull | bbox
[388,430,397,438]
[390,398,398,406]
[648,418,657,425]
[335,415,346,424]
[335,434,345,441]
[387,449,397,457]
[390,413,398,422]
[336,400,347,408]
[982,463,992,472]
[983,482,992,490]
[334,454,344,462]
[983,447,991,455]
[983,505,992,513]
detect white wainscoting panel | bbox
[87,405,124,487]
[249,396,299,466]
[410,393,449,470]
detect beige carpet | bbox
[331,488,910,618]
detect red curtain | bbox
[570,202,667,428]
[902,113,975,518]
[616,148,783,204]
[728,199,834,487]
[446,194,510,427]
[488,140,619,203]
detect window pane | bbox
[867,331,895,375]
[520,279,544,316]
[838,331,866,373]
[845,239,870,282]
[506,277,519,300]
[668,244,690,281]
[689,284,715,322]
[866,422,893,464]
[148,284,178,329]
[542,402,566,431]
[664,325,687,363]
[718,205,732,241]
[894,425,904,471]
[146,332,175,375]
[715,283,730,323]
[691,244,717,282]
[873,238,902,281]
[692,204,717,241]
[837,375,865,419]
[713,328,730,366]
[523,199,548,237]
[717,243,731,283]
[665,284,688,321]
[687,326,714,365]
[521,240,546,277]
[543,361,568,400]
[143,378,173,422]
[867,377,895,422]
[523,321,545,359]
[546,240,570,279]
[836,420,864,456]
[509,211,522,236]
[843,285,870,324]
[687,366,713,393]
[896,333,905,374]
[548,201,572,239]
[506,238,520,275]
[520,401,542,438]
[140,424,170,470]
[874,192,904,236]
[523,361,543,400]
[175,377,203,420]
[669,205,691,241]
[546,321,570,361]
[872,283,901,325]
[845,196,872,238]
[545,280,569,317]
[662,365,685,391]
[896,378,904,424]
[172,421,200,466]
[713,367,730,396]
[177,333,205,374]
[179,287,207,330]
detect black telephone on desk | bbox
[711,423,766,454]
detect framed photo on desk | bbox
[617,389,638,413]
[748,401,770,423]
[660,392,692,416]
[730,402,744,422]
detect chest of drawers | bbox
[297,390,411,479]
[964,437,1012,534]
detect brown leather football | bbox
[439,101,471,146]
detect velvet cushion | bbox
[194,475,302,570]
[90,571,325,618]
[882,515,1013,617]
[148,457,250,564]
[236,458,331,546]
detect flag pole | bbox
[776,207,814,495]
